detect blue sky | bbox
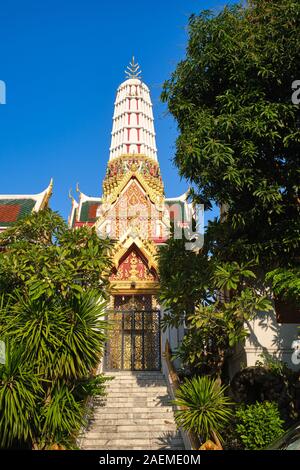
[0,0,231,222]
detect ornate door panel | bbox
[104,297,161,371]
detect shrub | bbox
[231,366,287,405]
[172,375,233,443]
[231,363,299,424]
[235,401,284,450]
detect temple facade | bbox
[0,59,298,376]
[69,58,190,371]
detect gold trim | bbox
[103,153,164,202]
[99,155,164,298]
[108,237,158,272]
[103,170,164,207]
[109,283,159,295]
[108,154,159,165]
[40,178,53,209]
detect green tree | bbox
[162,0,300,290]
[160,242,272,377]
[0,209,112,448]
[158,234,211,328]
[159,0,300,379]
[0,209,111,299]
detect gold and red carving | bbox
[102,154,164,200]
[99,154,164,295]
[110,247,158,282]
[106,156,161,180]
[123,181,148,207]
[107,181,160,240]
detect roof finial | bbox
[125,56,142,79]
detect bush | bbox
[235,401,284,449]
[172,375,233,443]
[231,363,299,424]
[231,366,287,405]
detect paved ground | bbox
[80,371,184,450]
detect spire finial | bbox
[125,56,142,79]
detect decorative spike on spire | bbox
[125,56,142,79]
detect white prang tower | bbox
[109,57,157,161]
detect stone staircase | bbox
[80,371,184,450]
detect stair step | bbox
[88,418,176,426]
[82,438,151,447]
[92,409,175,414]
[105,373,163,377]
[99,400,172,407]
[84,431,180,439]
[93,407,174,413]
[80,371,184,450]
[92,414,176,422]
[106,386,167,390]
[95,398,173,404]
[86,424,178,433]
[104,384,166,387]
[107,384,168,388]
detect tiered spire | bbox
[109,58,157,161]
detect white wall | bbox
[161,306,300,378]
[160,307,185,370]
[243,309,300,370]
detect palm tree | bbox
[0,346,42,448]
[173,375,233,443]
[0,290,108,448]
[0,210,112,448]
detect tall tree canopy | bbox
[162,0,300,273]
[159,0,299,376]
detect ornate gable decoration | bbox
[96,176,165,242]
[103,155,164,204]
[110,245,158,283]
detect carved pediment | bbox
[110,244,158,283]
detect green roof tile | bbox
[0,199,36,227]
[80,201,102,223]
